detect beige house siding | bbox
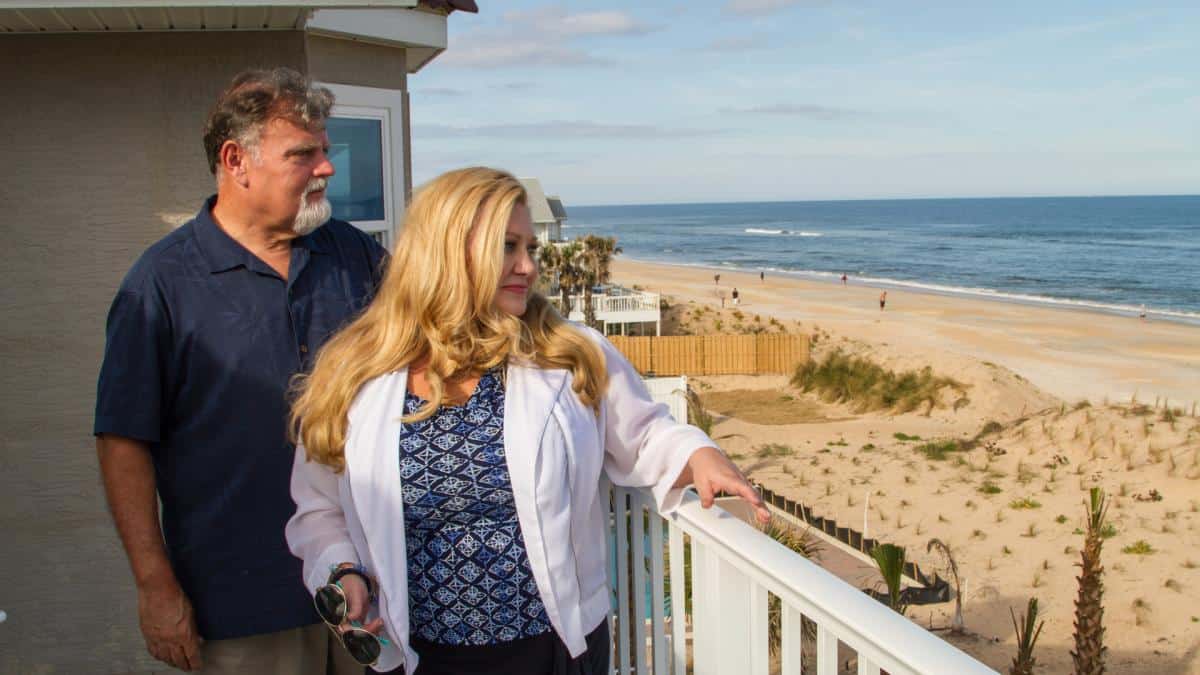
[0,31,310,674]
[306,34,408,90]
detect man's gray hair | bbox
[202,67,335,175]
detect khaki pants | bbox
[196,623,363,675]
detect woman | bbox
[286,167,767,675]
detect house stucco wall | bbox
[0,31,309,674]
[306,34,408,91]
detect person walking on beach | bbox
[879,291,887,311]
[714,273,721,285]
[841,273,848,285]
[732,287,740,306]
[1139,304,1147,321]
[285,167,767,673]
[94,68,386,674]
[760,270,765,282]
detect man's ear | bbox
[218,139,252,187]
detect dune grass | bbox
[791,349,966,414]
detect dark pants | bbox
[376,620,609,675]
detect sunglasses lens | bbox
[342,629,382,666]
[314,586,347,626]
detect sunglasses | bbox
[314,582,389,666]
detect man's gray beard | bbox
[292,195,332,236]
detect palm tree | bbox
[1072,487,1109,675]
[538,241,584,316]
[1010,597,1045,675]
[927,538,964,633]
[871,543,908,615]
[578,235,622,330]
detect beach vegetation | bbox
[1021,523,1038,538]
[1009,497,1042,510]
[980,420,1004,436]
[1003,545,1013,555]
[971,529,986,540]
[860,443,876,451]
[1071,487,1109,675]
[1009,597,1046,675]
[893,432,921,442]
[979,481,1003,495]
[915,439,964,461]
[927,538,965,633]
[1073,399,1092,411]
[1132,598,1151,627]
[870,543,908,615]
[1056,514,1068,524]
[755,443,792,459]
[1121,540,1154,555]
[698,388,826,425]
[790,349,966,414]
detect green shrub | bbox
[978,481,1003,494]
[893,432,921,442]
[916,439,964,461]
[1009,497,1042,510]
[791,350,966,414]
[1122,540,1155,555]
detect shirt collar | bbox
[193,195,328,274]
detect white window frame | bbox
[318,82,407,251]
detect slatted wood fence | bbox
[608,333,809,376]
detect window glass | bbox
[326,117,385,222]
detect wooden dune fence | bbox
[608,333,810,376]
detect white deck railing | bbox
[563,291,661,319]
[609,378,999,675]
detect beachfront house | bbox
[0,2,474,671]
[1,2,995,671]
[523,177,662,335]
[521,176,564,244]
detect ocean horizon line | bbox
[573,192,1200,210]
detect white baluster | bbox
[668,523,687,675]
[650,511,668,675]
[781,603,803,674]
[631,492,648,675]
[615,488,631,675]
[817,624,838,675]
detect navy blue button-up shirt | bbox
[95,196,387,640]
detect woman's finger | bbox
[362,617,385,635]
[695,477,715,508]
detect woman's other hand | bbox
[336,573,385,635]
[675,446,770,524]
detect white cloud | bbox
[439,42,609,68]
[415,120,723,139]
[724,0,810,17]
[504,7,660,37]
[733,103,861,120]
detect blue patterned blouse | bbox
[398,369,553,645]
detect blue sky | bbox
[409,1,1200,205]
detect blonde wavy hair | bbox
[290,166,608,471]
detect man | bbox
[95,68,387,673]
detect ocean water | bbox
[567,195,1200,324]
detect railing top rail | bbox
[662,490,997,675]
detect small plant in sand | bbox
[927,538,965,634]
[1009,496,1042,510]
[870,543,908,615]
[1021,523,1039,538]
[1132,598,1151,627]
[979,481,1003,495]
[1008,597,1045,675]
[755,443,793,459]
[1071,487,1109,675]
[916,439,965,461]
[1164,578,1182,592]
[1121,540,1154,555]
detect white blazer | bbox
[286,327,715,674]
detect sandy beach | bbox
[612,258,1200,674]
